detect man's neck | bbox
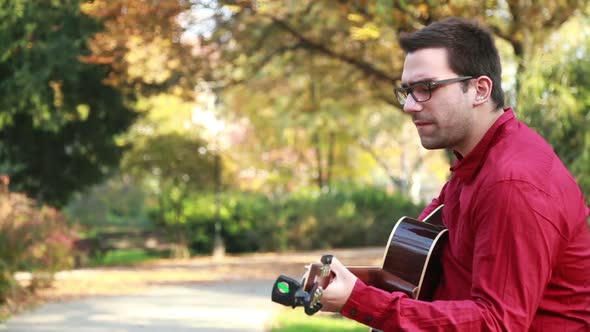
[455,107,504,157]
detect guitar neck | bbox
[348,266,418,298]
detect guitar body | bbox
[359,205,446,332]
[376,204,447,300]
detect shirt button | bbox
[349,308,357,316]
[365,316,374,323]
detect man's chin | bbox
[419,138,444,150]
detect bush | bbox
[0,192,76,303]
[278,186,424,251]
[167,186,425,254]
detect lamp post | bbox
[211,144,224,259]
[192,84,225,259]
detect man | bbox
[320,17,590,331]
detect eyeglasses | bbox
[394,76,473,106]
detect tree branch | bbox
[269,16,399,85]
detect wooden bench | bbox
[74,230,173,266]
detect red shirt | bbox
[341,109,590,331]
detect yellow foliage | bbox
[416,3,430,17]
[347,13,365,23]
[124,36,174,84]
[76,104,90,121]
[48,80,63,108]
[350,22,380,41]
[337,201,356,219]
[223,5,242,13]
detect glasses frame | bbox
[394,76,474,106]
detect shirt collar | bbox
[450,108,515,181]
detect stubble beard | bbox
[416,122,465,151]
[418,134,448,150]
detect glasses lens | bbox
[394,88,408,105]
[411,83,431,102]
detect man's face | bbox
[400,48,475,154]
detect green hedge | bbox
[176,186,424,254]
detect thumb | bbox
[319,256,357,312]
[327,256,346,274]
[326,256,356,286]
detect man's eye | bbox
[412,83,430,93]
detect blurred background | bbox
[0,0,589,329]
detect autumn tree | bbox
[0,0,136,206]
[80,0,201,99]
[193,0,589,199]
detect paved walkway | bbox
[0,280,277,332]
[0,248,383,332]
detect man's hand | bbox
[320,256,358,312]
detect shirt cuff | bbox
[340,278,407,328]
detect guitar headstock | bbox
[271,254,334,315]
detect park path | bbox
[1,280,276,332]
[0,247,382,332]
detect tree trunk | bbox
[313,132,324,190]
[326,131,335,192]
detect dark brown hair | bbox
[399,17,505,109]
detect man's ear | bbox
[473,76,493,106]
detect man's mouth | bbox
[413,120,434,127]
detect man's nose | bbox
[403,94,422,113]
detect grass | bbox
[88,249,166,267]
[270,308,368,332]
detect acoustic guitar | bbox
[271,205,447,328]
